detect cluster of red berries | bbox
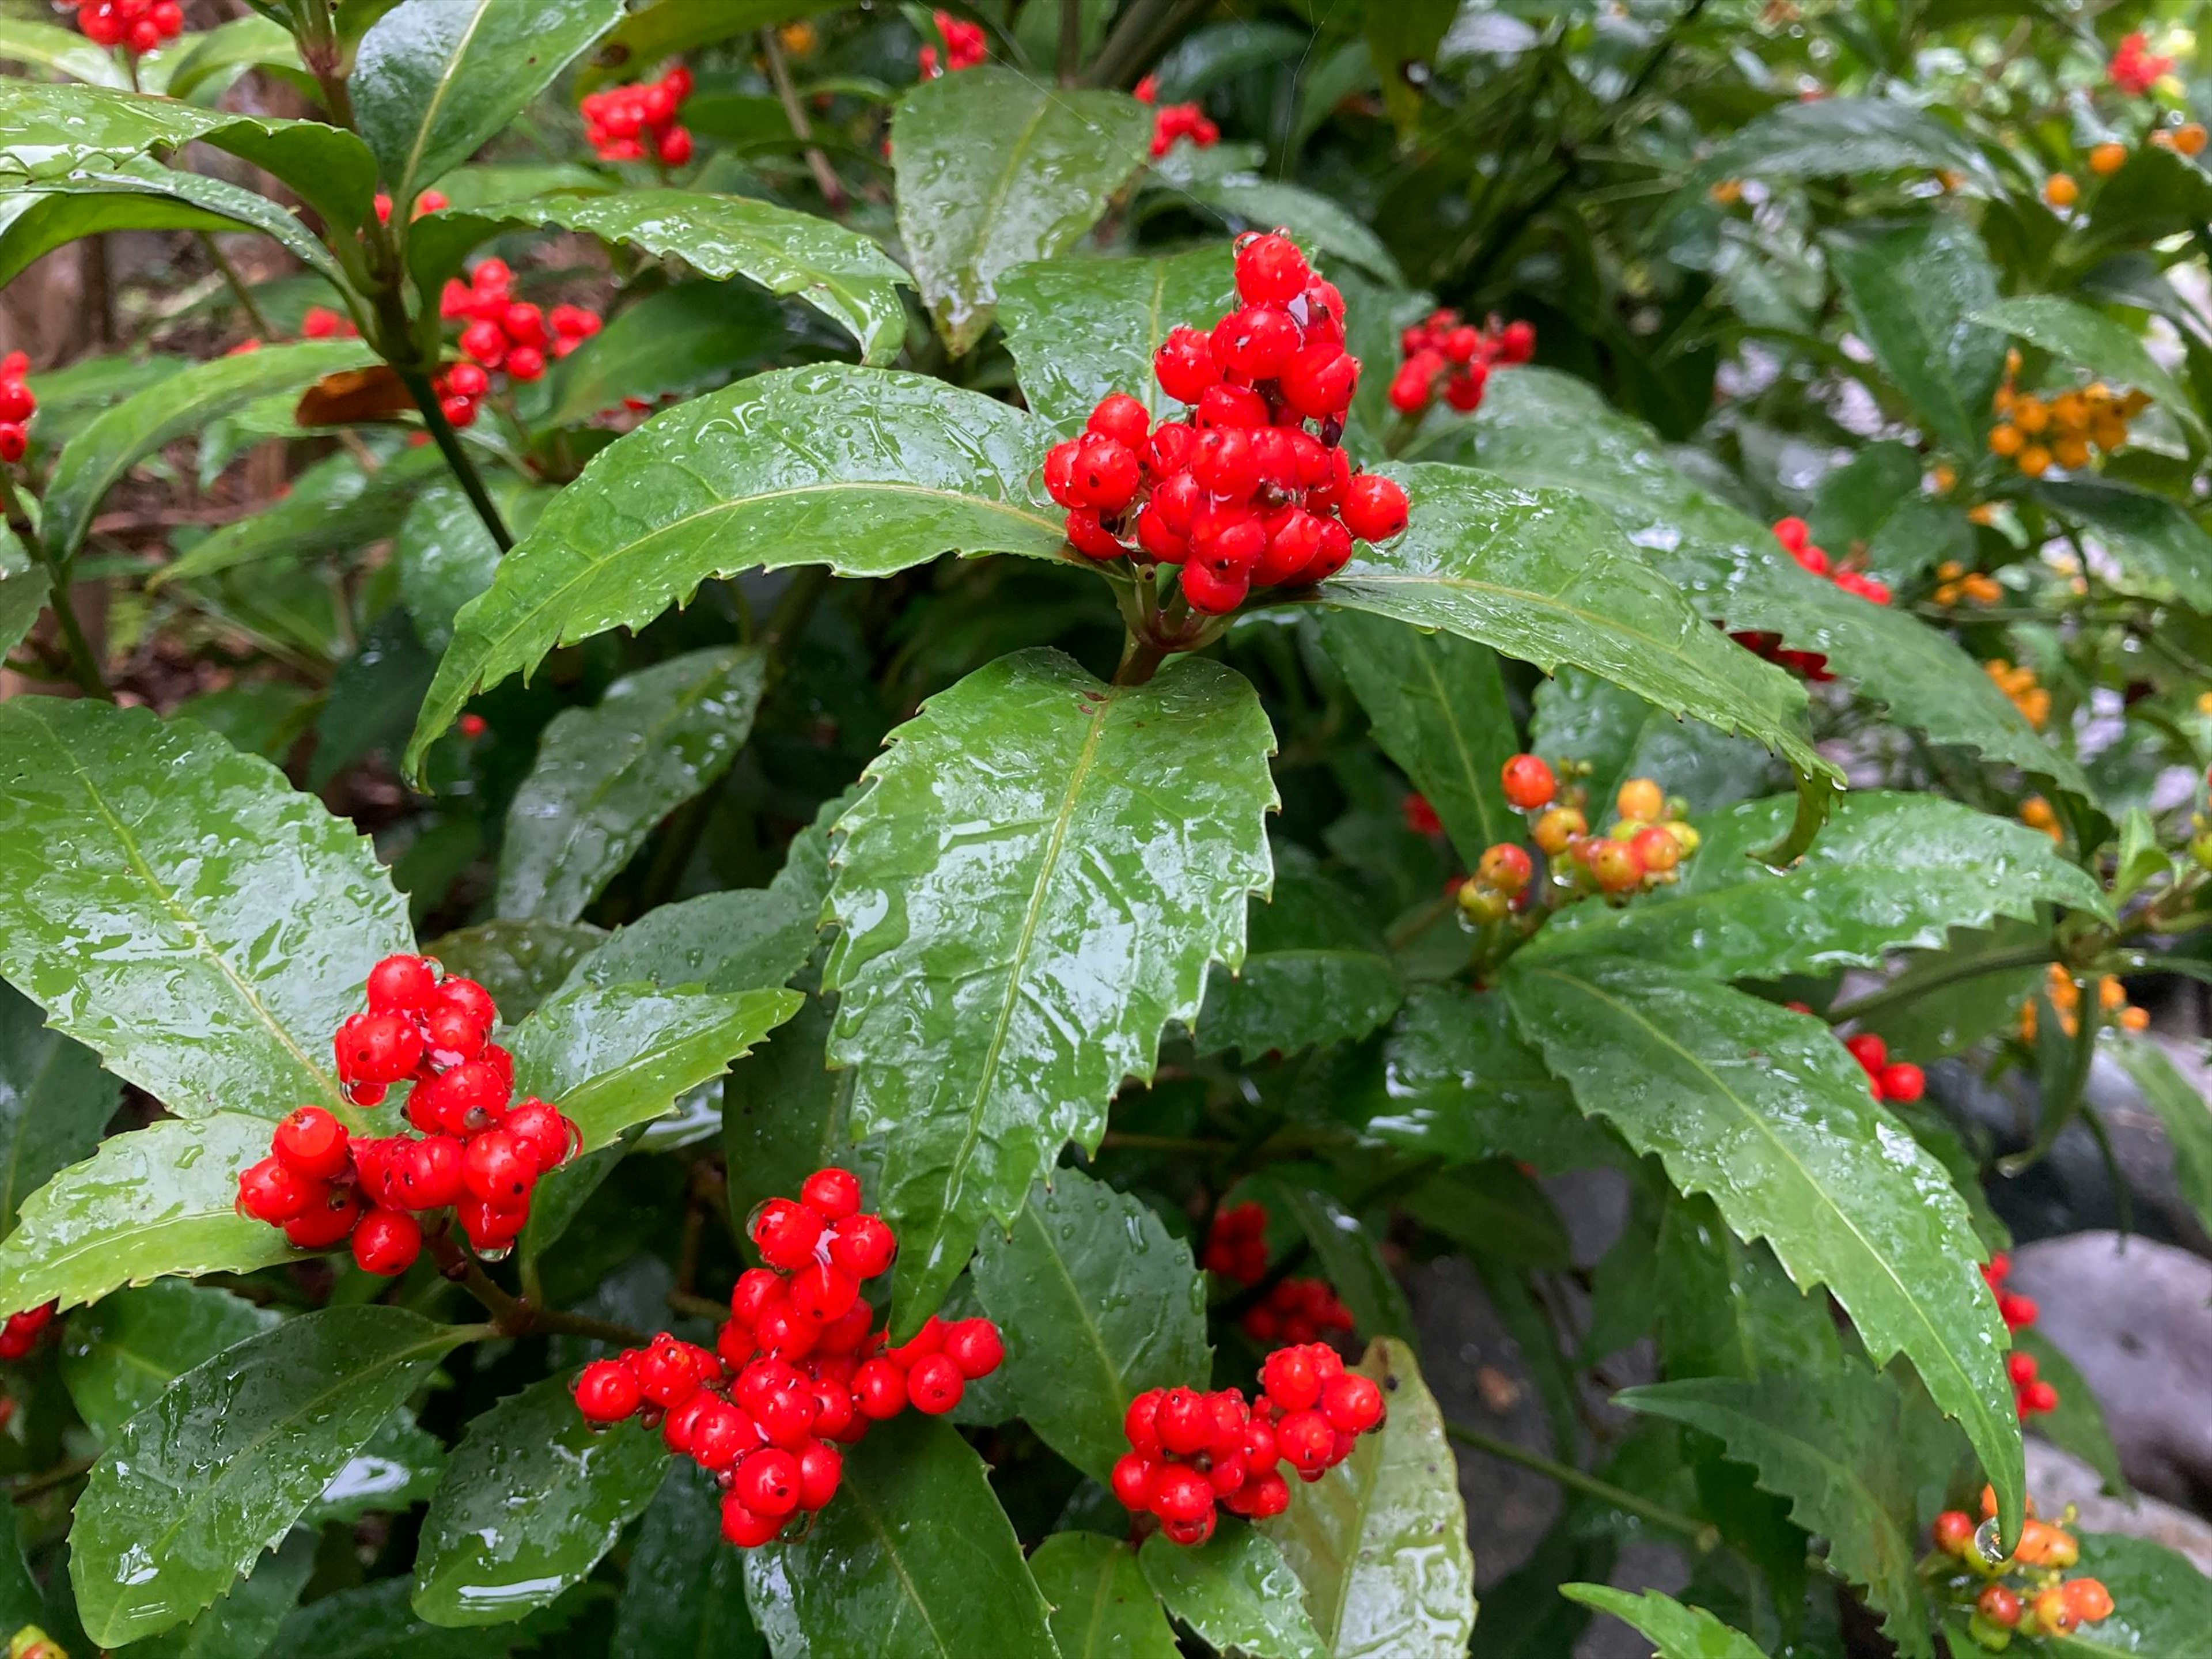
[581,65,695,166]
[69,0,181,55]
[1041,233,1407,613]
[0,352,35,465]
[573,1169,1006,1547]
[441,260,603,387]
[1200,1204,1355,1343]
[1387,309,1534,418]
[373,189,446,225]
[300,306,359,340]
[1202,1202,1271,1283]
[1134,75,1218,158]
[1770,517,1891,605]
[0,1304,54,1362]
[1981,1254,2058,1418]
[1825,1028,1926,1104]
[2109,32,2172,96]
[237,953,579,1269]
[1932,1490,2111,1647]
[918,10,986,77]
[1112,1343,1386,1546]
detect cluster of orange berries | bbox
[1134,75,1219,158]
[1931,1489,2113,1647]
[918,10,986,78]
[1983,658,2051,729]
[1988,362,2146,478]
[1386,310,1535,419]
[2020,962,2148,1041]
[1459,755,1699,916]
[1770,517,1892,604]
[1202,1203,1356,1345]
[1933,560,2003,608]
[69,0,181,55]
[581,64,695,167]
[2149,120,2209,155]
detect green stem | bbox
[1058,0,1083,82]
[760,28,847,216]
[396,367,513,551]
[196,232,275,339]
[1825,944,2058,1025]
[1444,1419,1721,1550]
[0,471,109,701]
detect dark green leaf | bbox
[1367,0,1456,131]
[2047,1531,2212,1656]
[1827,219,2005,456]
[497,646,767,923]
[971,1167,1212,1484]
[1973,296,2204,445]
[579,0,825,94]
[0,163,347,291]
[1501,957,2022,1540]
[1028,1532,1179,1659]
[1138,1524,1328,1659]
[154,446,446,591]
[537,282,787,429]
[0,18,130,86]
[821,649,1276,1322]
[301,1408,448,1525]
[1147,142,1401,283]
[160,14,307,100]
[1690,99,1995,192]
[0,533,44,661]
[0,979,119,1237]
[422,919,605,1022]
[0,698,411,1121]
[308,606,438,789]
[723,992,872,1233]
[2039,478,2212,612]
[170,683,321,764]
[891,67,1151,353]
[411,1373,666,1627]
[613,1462,763,1659]
[2112,1036,2212,1240]
[1194,845,1401,1060]
[1259,1338,1475,1656]
[1404,1162,1571,1270]
[396,475,547,652]
[745,1416,1059,1659]
[273,1578,505,1659]
[1528,668,1781,817]
[128,1528,318,1659]
[2016,1328,2127,1496]
[58,1280,280,1445]
[565,887,815,999]
[352,0,624,210]
[69,1306,465,1647]
[1268,1182,1415,1344]
[404,367,1063,774]
[1654,1196,1842,1384]
[1560,1585,1767,1659]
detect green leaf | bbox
[1689,98,1996,192]
[1312,464,1834,794]
[1147,142,1401,284]
[1257,1338,1474,1656]
[2046,1531,2212,1656]
[745,1415,1059,1659]
[404,366,1063,774]
[536,281,786,429]
[971,1167,1212,1484]
[565,887,815,1000]
[1468,368,2090,796]
[1973,295,2205,446]
[891,67,1152,353]
[69,1306,465,1648]
[411,1373,666,1627]
[0,980,119,1237]
[1500,957,2022,1542]
[408,190,912,364]
[2039,478,2212,612]
[126,1527,317,1659]
[497,646,767,923]
[612,1463,763,1659]
[1028,1532,1180,1659]
[160,14,308,101]
[579,0,826,93]
[422,919,605,1022]
[0,81,376,230]
[0,164,349,291]
[2014,1328,2127,1496]
[308,607,438,789]
[1138,1524,1328,1659]
[0,1113,297,1313]
[1367,985,1613,1174]
[1619,1361,1956,1657]
[352,0,623,211]
[1194,845,1402,1060]
[302,1407,448,1525]
[1268,1182,1416,1344]
[0,18,131,86]
[396,475,547,652]
[1403,1162,1573,1270]
[1827,219,2005,456]
[1654,1196,1842,1384]
[0,532,44,661]
[1528,791,2109,979]
[1809,442,1974,590]
[0,698,412,1122]
[272,1578,503,1659]
[1528,668,1782,817]
[2112,1036,2212,1239]
[154,446,446,591]
[723,992,873,1234]
[1560,1585,1767,1659]
[821,649,1277,1322]
[58,1280,279,1446]
[995,247,1238,434]
[1367,0,1456,131]
[1321,608,1519,861]
[41,339,378,560]
[510,979,802,1151]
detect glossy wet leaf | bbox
[125,1527,316,1659]
[823,649,1276,1322]
[405,367,1062,773]
[156,446,446,592]
[0,698,411,1122]
[309,607,439,790]
[564,887,816,999]
[1194,844,1402,1060]
[536,281,786,429]
[1529,790,2109,980]
[303,1408,448,1525]
[352,0,624,211]
[1690,98,1995,192]
[971,1167,1211,1484]
[612,1462,762,1659]
[1321,609,1518,861]
[40,339,376,562]
[2039,478,2212,612]
[995,247,1238,434]
[1138,1524,1328,1659]
[396,475,548,652]
[160,14,308,100]
[1501,957,2022,1540]
[273,1577,507,1659]
[0,81,376,230]
[1561,1585,1767,1659]
[69,1306,465,1647]
[408,190,911,363]
[422,919,604,1022]
[0,18,130,86]
[1827,218,2005,457]
[0,980,119,1237]
[1403,1162,1571,1270]
[579,0,825,93]
[1312,464,1833,794]
[2045,1531,2212,1656]
[745,1415,1058,1659]
[1654,1195,1842,1384]
[411,1373,666,1627]
[1619,1361,1960,1657]
[59,1280,280,1445]
[1147,142,1400,283]
[1366,985,1614,1173]
[891,67,1150,353]
[0,533,43,661]
[1259,1339,1474,1656]
[498,647,767,923]
[2112,1036,2212,1240]
[1028,1533,1179,1659]
[1974,296,2204,445]
[1468,367,2089,796]
[1268,1183,1415,1343]
[723,991,876,1234]
[1528,668,1781,817]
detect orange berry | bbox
[2089,141,2127,175]
[1988,423,2022,456]
[1615,778,1664,823]
[1501,753,1556,810]
[1531,806,1586,857]
[2044,172,2079,206]
[2177,122,2207,156]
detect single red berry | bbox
[1880,1061,1925,1103]
[417,1059,512,1135]
[816,1301,873,1358]
[351,1208,422,1276]
[789,1260,860,1325]
[721,1493,782,1547]
[1086,392,1152,450]
[1181,552,1250,615]
[1444,365,1488,412]
[1321,1372,1384,1434]
[1976,1585,2021,1627]
[282,1188,361,1250]
[1156,1387,1214,1456]
[635,1336,706,1408]
[1932,1510,1976,1553]
[237,1156,313,1224]
[272,1107,350,1180]
[1844,1032,1888,1073]
[797,1440,843,1510]
[335,1012,425,1085]
[462,1129,536,1205]
[808,1378,855,1439]
[1498,320,1536,363]
[1500,754,1556,810]
[657,125,694,166]
[1191,428,1259,498]
[1137,501,1191,563]
[1771,516,1810,554]
[687,1398,754,1471]
[852,1358,907,1419]
[1206,1451,1249,1497]
[398,1134,467,1210]
[0,423,25,464]
[885,1315,946,1368]
[906,1353,964,1414]
[1195,383,1269,429]
[1278,343,1359,418]
[1067,433,1141,512]
[458,1192,529,1252]
[1145,422,1196,477]
[1253,508,1327,586]
[753,1197,824,1270]
[1211,306,1301,379]
[505,345,546,382]
[574,1358,642,1423]
[827,1214,896,1278]
[1147,1463,1215,1524]
[1260,1346,1323,1412]
[366,953,439,1014]
[800,1166,862,1222]
[1277,1408,1335,1478]
[1234,232,1312,305]
[729,1267,784,1326]
[755,1306,819,1362]
[1231,1469,1291,1518]
[941,1319,1004,1379]
[1154,326,1221,403]
[1125,1389,1165,1455]
[734,1448,802,1517]
[421,1005,487,1066]
[460,319,505,366]
[1161,1511,1217,1547]
[1341,473,1410,541]
[436,976,497,1031]
[1112,1452,1155,1510]
[0,378,34,424]
[1243,1418,1279,1471]
[2022,1379,2058,1414]
[2008,1351,2037,1385]
[504,1098,577,1173]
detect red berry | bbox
[1321,1372,1384,1434]
[462,1129,536,1205]
[801,1166,862,1222]
[460,320,505,366]
[1064,507,1125,560]
[1112,1452,1154,1510]
[1277,1408,1335,1477]
[753,1198,824,1270]
[351,1209,422,1276]
[1933,1510,1976,1553]
[575,1358,641,1422]
[755,1306,819,1362]
[437,977,497,1030]
[1278,343,1359,418]
[1191,427,1259,497]
[282,1188,361,1249]
[0,424,25,464]
[1211,306,1301,378]
[1976,1585,2022,1627]
[941,1319,1004,1379]
[635,1337,706,1408]
[827,1214,896,1278]
[734,1448,802,1517]
[720,1493,782,1547]
[797,1440,843,1509]
[1145,422,1196,476]
[1156,1387,1214,1456]
[421,1006,487,1066]
[273,1107,349,1180]
[1444,365,1487,412]
[1086,393,1152,450]
[237,1156,313,1224]
[1147,1463,1215,1524]
[789,1260,860,1325]
[808,1378,855,1438]
[1498,320,1535,363]
[688,1398,753,1471]
[398,1134,467,1210]
[1771,516,1810,554]
[906,1353,964,1414]
[1234,232,1311,305]
[1880,1061,1925,1103]
[1242,1417,1278,1471]
[505,345,546,382]
[1068,433,1141,512]
[1844,1032,1887,1073]
[0,380,33,425]
[1195,383,1269,429]
[1125,1389,1165,1455]
[1341,473,1410,541]
[2022,1379,2058,1414]
[505,1098,577,1173]
[730,1267,784,1325]
[1254,508,1327,587]
[335,1012,425,1085]
[365,953,438,1014]
[1180,553,1250,615]
[414,1059,511,1135]
[1137,502,1191,563]
[1230,1469,1291,1518]
[852,1358,907,1419]
[657,126,694,166]
[1154,326,1220,404]
[1161,1511,1216,1546]
[1260,1346,1323,1412]
[1500,754,1555,810]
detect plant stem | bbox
[396,367,513,551]
[0,471,110,701]
[1058,0,1083,82]
[429,1228,649,1346]
[1081,0,1203,88]
[1444,1419,1720,1550]
[1825,946,2059,1025]
[196,232,275,339]
[667,1289,729,1324]
[760,29,848,216]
